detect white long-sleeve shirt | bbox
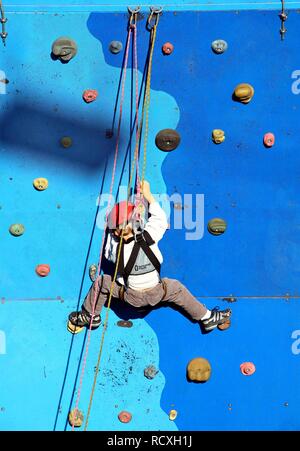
[104,201,168,290]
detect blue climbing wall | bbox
[1,1,300,431]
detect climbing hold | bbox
[118,411,132,423]
[117,320,133,328]
[162,42,174,55]
[155,129,181,152]
[169,409,178,421]
[82,89,98,103]
[263,132,275,148]
[89,264,98,282]
[211,39,228,54]
[51,37,77,62]
[207,218,227,236]
[144,365,159,380]
[67,320,84,335]
[33,178,49,191]
[60,136,72,148]
[240,362,256,376]
[218,319,231,331]
[35,264,50,277]
[233,83,254,104]
[68,408,84,428]
[212,129,225,144]
[109,41,123,54]
[187,357,211,382]
[223,296,237,303]
[9,224,25,237]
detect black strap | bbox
[123,242,141,279]
[121,231,161,284]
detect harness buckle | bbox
[134,232,145,243]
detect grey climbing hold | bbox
[52,37,78,62]
[117,320,133,328]
[89,264,98,282]
[144,365,159,380]
[211,39,228,54]
[109,41,123,54]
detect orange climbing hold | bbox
[240,362,256,376]
[162,42,174,55]
[82,89,98,103]
[35,264,50,277]
[118,411,132,423]
[218,319,231,330]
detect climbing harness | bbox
[117,230,161,287]
[279,0,287,40]
[0,1,7,46]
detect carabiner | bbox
[147,6,163,29]
[128,5,141,26]
[128,5,141,14]
[149,6,163,14]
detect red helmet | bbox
[107,201,135,229]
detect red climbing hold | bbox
[82,89,98,103]
[263,132,275,148]
[35,264,50,277]
[240,362,256,376]
[118,411,132,423]
[162,42,174,55]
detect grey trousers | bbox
[83,275,207,321]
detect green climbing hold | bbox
[60,136,72,148]
[9,224,25,237]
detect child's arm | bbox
[141,181,168,242]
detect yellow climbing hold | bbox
[67,320,84,335]
[33,178,49,191]
[169,409,178,421]
[234,83,254,104]
[212,129,225,144]
[68,408,84,427]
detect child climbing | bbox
[68,181,232,333]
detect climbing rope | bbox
[130,6,162,228]
[0,0,7,46]
[82,7,161,430]
[141,7,161,183]
[70,8,138,431]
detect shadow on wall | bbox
[0,100,128,172]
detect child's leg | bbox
[68,275,122,330]
[161,278,207,320]
[161,278,231,330]
[83,274,121,315]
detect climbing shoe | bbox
[201,308,232,332]
[68,307,101,333]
